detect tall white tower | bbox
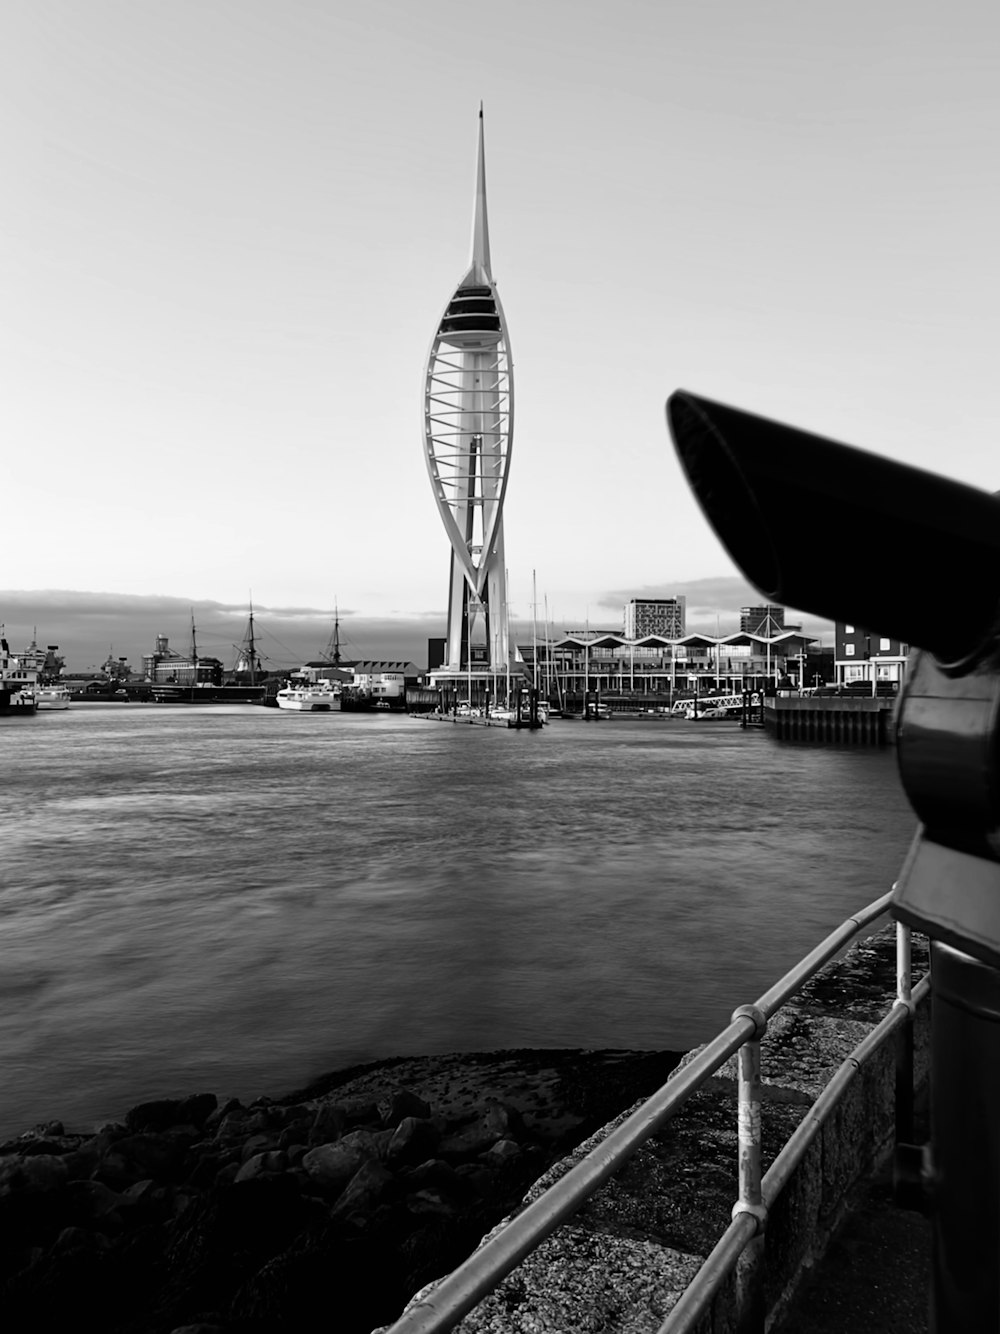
[423,108,513,676]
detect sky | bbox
[4,1,999,669]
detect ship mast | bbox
[190,610,198,696]
[246,596,258,685]
[324,602,342,668]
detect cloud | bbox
[0,590,450,672]
[1,578,837,675]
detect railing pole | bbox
[893,919,915,1145]
[732,1005,768,1333]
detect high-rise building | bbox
[740,605,785,636]
[423,108,513,675]
[624,597,686,639]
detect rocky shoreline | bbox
[0,1047,684,1334]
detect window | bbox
[879,638,891,651]
[845,644,855,656]
[845,624,855,634]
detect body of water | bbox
[0,704,917,1139]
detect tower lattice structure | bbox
[423,108,513,674]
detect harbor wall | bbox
[763,696,898,745]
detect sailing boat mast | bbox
[544,593,551,703]
[531,570,539,693]
[505,568,511,708]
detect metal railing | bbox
[385,890,929,1334]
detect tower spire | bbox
[470,103,492,281]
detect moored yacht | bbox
[275,679,341,712]
[36,684,71,710]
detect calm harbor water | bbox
[0,704,916,1139]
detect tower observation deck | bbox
[423,108,513,680]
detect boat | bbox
[486,705,517,724]
[36,684,71,710]
[0,629,38,714]
[275,679,341,712]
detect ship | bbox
[0,630,38,714]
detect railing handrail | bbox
[384,890,916,1334]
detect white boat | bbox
[36,684,71,710]
[275,680,341,712]
[487,705,517,724]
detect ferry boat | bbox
[36,684,71,710]
[275,680,341,712]
[0,630,38,714]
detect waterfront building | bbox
[347,661,421,700]
[624,597,686,639]
[740,604,786,635]
[141,634,223,687]
[835,622,910,689]
[424,109,513,690]
[520,628,817,701]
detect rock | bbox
[65,1178,126,1224]
[187,1151,224,1190]
[215,1162,240,1189]
[340,1098,381,1129]
[235,1151,287,1183]
[386,1115,440,1166]
[159,1173,323,1319]
[280,1102,314,1122]
[203,1097,242,1132]
[378,1088,433,1127]
[308,1102,346,1145]
[452,1161,496,1197]
[244,1109,279,1135]
[228,1224,407,1333]
[53,1224,109,1253]
[371,1128,396,1161]
[61,1140,103,1182]
[301,1130,378,1194]
[482,1137,522,1164]
[277,1124,307,1152]
[240,1133,278,1162]
[331,1160,397,1220]
[125,1093,217,1134]
[0,1153,69,1194]
[438,1099,517,1158]
[405,1187,460,1218]
[213,1109,254,1143]
[95,1132,185,1187]
[399,1158,469,1197]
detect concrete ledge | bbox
[381,925,930,1333]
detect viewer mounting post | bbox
[666,389,1000,1332]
